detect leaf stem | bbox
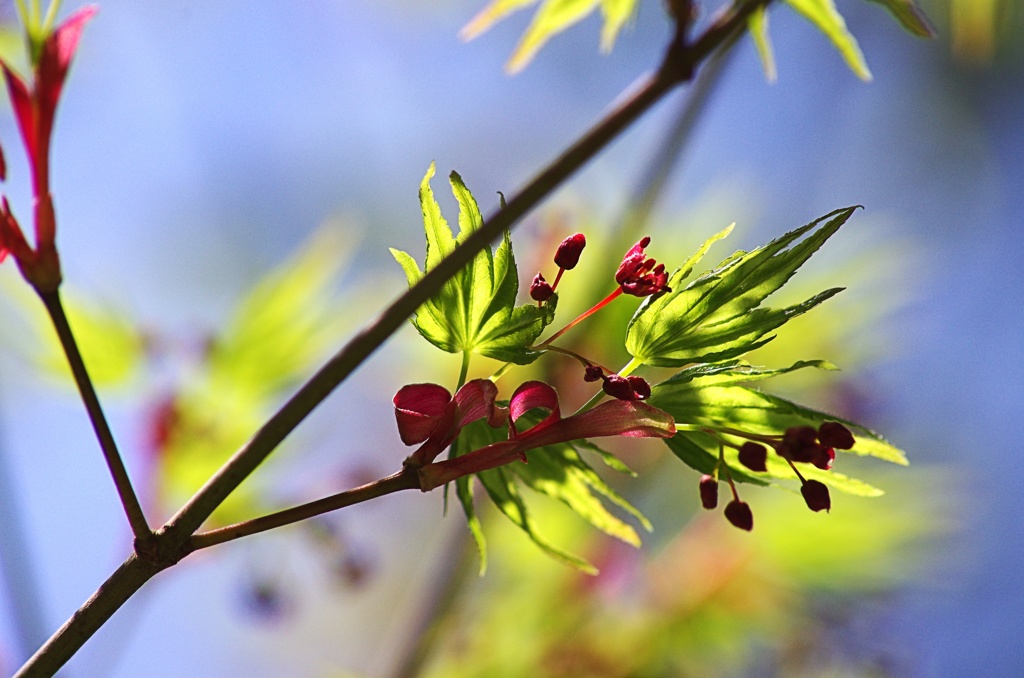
[188,467,421,552]
[39,290,151,542]
[457,350,471,390]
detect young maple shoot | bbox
[392,166,908,569]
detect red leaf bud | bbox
[698,475,718,509]
[801,479,831,512]
[583,365,604,382]
[724,500,754,531]
[530,272,554,301]
[602,374,637,401]
[554,232,586,270]
[738,442,768,472]
[625,375,651,400]
[818,421,855,450]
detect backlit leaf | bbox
[391,164,554,364]
[648,360,908,494]
[785,0,873,80]
[748,6,778,82]
[864,0,936,38]
[462,0,639,73]
[478,465,598,573]
[626,208,855,367]
[514,441,650,546]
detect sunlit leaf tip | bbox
[785,0,873,81]
[864,0,937,39]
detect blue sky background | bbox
[0,1,1022,676]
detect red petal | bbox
[508,380,560,434]
[34,6,98,168]
[2,64,37,164]
[393,383,452,445]
[452,379,505,430]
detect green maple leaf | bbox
[391,163,555,364]
[648,360,907,496]
[626,207,855,368]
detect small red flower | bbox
[615,237,671,297]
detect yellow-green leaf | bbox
[785,0,873,80]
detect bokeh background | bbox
[0,0,1021,676]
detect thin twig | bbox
[188,467,421,551]
[39,289,152,542]
[14,555,161,678]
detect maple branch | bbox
[188,467,420,551]
[19,3,771,674]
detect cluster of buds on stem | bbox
[583,364,651,401]
[530,232,586,302]
[698,421,856,530]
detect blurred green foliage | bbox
[417,472,945,678]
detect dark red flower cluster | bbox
[699,421,855,529]
[615,237,671,297]
[582,364,650,401]
[530,232,587,302]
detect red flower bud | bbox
[554,232,586,270]
[583,364,604,382]
[780,426,820,463]
[811,446,835,471]
[818,421,855,450]
[738,442,768,472]
[602,374,637,401]
[625,375,651,400]
[724,500,753,531]
[698,475,718,509]
[801,479,831,512]
[530,272,554,301]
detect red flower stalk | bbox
[615,236,671,297]
[394,379,675,491]
[0,6,96,291]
